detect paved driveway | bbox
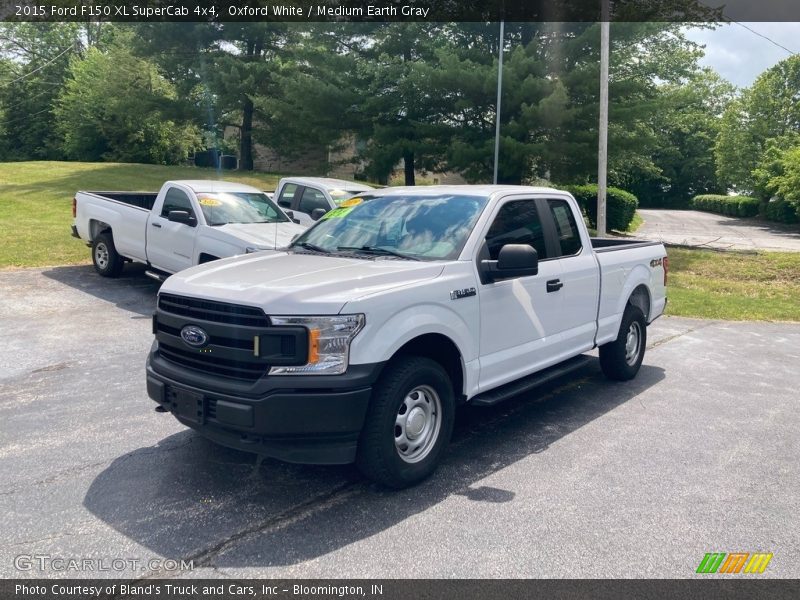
[637,209,800,252]
[1,266,799,578]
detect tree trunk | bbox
[238,37,259,172]
[239,96,254,171]
[403,151,416,186]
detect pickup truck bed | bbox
[72,180,307,278]
[81,191,159,210]
[591,237,662,251]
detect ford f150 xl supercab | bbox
[146,185,668,488]
[271,177,375,226]
[72,180,307,280]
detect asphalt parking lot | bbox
[1,265,799,579]
[637,209,800,252]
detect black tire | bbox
[92,232,124,278]
[599,305,647,381]
[356,356,455,489]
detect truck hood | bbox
[211,222,307,249]
[162,252,446,315]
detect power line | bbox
[0,107,51,128]
[1,86,55,112]
[0,46,72,87]
[724,20,798,56]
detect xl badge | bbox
[450,287,477,300]
[181,325,209,347]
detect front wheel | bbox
[356,357,455,488]
[599,305,647,381]
[92,232,124,277]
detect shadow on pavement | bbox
[84,362,665,568]
[41,264,160,317]
[711,215,800,239]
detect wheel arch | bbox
[387,333,466,403]
[89,219,112,241]
[627,283,651,322]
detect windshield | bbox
[196,192,289,226]
[329,188,371,204]
[290,194,487,260]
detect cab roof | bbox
[170,180,264,194]
[280,177,375,192]
[362,184,566,199]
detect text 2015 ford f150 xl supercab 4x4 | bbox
[72,180,307,280]
[146,185,668,488]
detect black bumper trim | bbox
[146,356,384,465]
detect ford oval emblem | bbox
[180,325,209,348]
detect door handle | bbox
[546,279,563,293]
[151,222,162,228]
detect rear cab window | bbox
[546,198,582,256]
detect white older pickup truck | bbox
[147,185,668,488]
[271,177,375,226]
[72,180,307,280]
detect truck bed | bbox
[591,237,661,252]
[80,191,158,211]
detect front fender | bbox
[194,236,243,264]
[348,301,479,395]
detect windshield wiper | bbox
[293,241,331,253]
[337,245,420,261]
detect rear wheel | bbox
[356,357,455,488]
[599,305,647,381]
[92,232,124,278]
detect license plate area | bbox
[173,388,204,425]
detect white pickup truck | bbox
[271,177,375,227]
[72,180,307,279]
[147,185,668,488]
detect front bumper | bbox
[146,349,383,464]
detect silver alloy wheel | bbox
[625,321,642,366]
[95,242,109,270]
[394,384,441,463]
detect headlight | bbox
[268,314,365,375]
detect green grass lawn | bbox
[624,211,644,233]
[666,247,800,321]
[0,161,283,268]
[1,161,798,322]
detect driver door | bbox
[147,186,197,273]
[477,198,565,392]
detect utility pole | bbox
[493,20,505,185]
[597,1,610,236]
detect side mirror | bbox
[480,244,538,283]
[285,210,300,224]
[311,208,328,221]
[167,210,196,226]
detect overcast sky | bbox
[683,22,800,88]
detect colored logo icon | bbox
[696,552,773,574]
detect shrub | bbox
[691,194,761,218]
[763,198,799,224]
[563,184,638,231]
